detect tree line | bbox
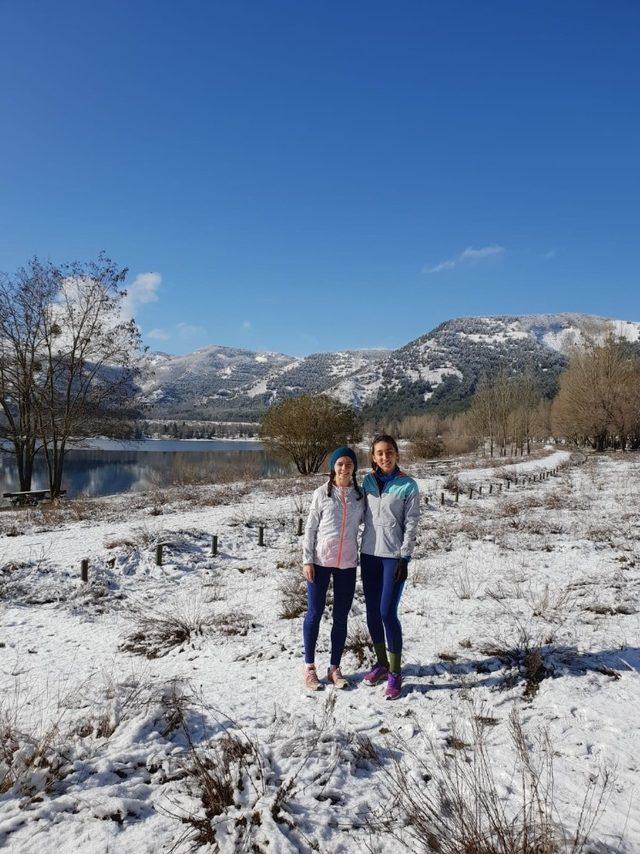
[138,420,259,440]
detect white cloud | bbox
[177,321,206,338]
[242,320,252,330]
[147,328,171,341]
[542,249,557,260]
[424,244,505,274]
[122,272,162,318]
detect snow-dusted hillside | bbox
[335,313,640,418]
[0,451,638,851]
[138,314,640,419]
[139,346,389,419]
[139,345,295,414]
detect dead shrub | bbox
[164,695,339,852]
[120,599,213,658]
[583,601,638,616]
[175,730,258,848]
[443,474,467,494]
[365,708,612,853]
[344,621,373,667]
[212,611,254,637]
[450,567,481,600]
[523,584,574,622]
[411,436,445,459]
[278,563,307,620]
[158,680,189,738]
[0,712,68,799]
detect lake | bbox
[0,439,290,499]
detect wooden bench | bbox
[3,489,67,507]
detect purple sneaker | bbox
[363,663,389,686]
[384,672,402,700]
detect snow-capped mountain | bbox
[139,314,640,419]
[139,345,389,419]
[330,313,640,418]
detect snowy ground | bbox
[1,449,639,852]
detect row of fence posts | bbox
[80,467,563,581]
[428,466,561,507]
[79,517,307,583]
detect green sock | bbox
[389,652,402,674]
[374,643,389,668]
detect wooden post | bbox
[507,480,511,489]
[156,543,163,566]
[211,535,218,557]
[297,518,303,536]
[258,526,265,546]
[469,487,474,499]
[478,485,483,496]
[81,558,89,583]
[499,483,502,492]
[455,489,459,503]
[424,495,429,505]
[441,492,445,506]
[489,483,493,495]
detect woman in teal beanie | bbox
[301,446,364,691]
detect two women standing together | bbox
[302,435,420,700]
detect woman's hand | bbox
[303,563,315,582]
[394,558,409,582]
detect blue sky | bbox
[1,2,638,356]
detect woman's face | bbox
[334,456,354,481]
[372,441,398,474]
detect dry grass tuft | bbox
[0,714,68,799]
[345,621,373,667]
[278,562,307,620]
[450,567,482,600]
[120,600,214,658]
[365,708,612,853]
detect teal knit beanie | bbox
[328,446,358,473]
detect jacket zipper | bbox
[336,487,348,567]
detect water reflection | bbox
[0,442,289,499]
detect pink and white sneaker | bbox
[384,672,402,700]
[363,663,389,686]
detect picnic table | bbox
[3,489,66,507]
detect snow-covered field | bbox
[1,450,639,852]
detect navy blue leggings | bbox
[303,565,357,666]
[361,553,404,655]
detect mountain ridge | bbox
[138,313,640,420]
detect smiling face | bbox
[372,441,398,474]
[334,456,354,485]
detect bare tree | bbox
[1,254,143,497]
[510,372,542,455]
[33,254,143,496]
[0,260,57,490]
[260,394,361,474]
[468,376,497,457]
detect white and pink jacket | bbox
[302,483,365,569]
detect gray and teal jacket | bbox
[303,483,365,569]
[361,470,420,558]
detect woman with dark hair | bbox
[301,446,364,692]
[361,434,420,700]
